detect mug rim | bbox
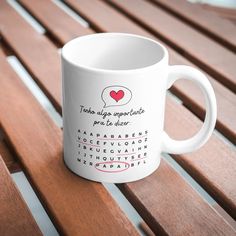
[61,32,168,74]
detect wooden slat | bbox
[0,50,138,235]
[0,156,42,236]
[18,0,93,45]
[16,0,236,143]
[0,138,21,173]
[18,0,95,46]
[0,0,61,112]
[150,0,236,52]
[202,4,236,23]
[108,0,236,93]
[61,0,236,219]
[64,0,236,143]
[118,160,236,236]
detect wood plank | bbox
[0,0,61,112]
[14,0,236,143]
[118,160,236,236]
[19,0,93,45]
[202,4,236,23]
[64,0,236,143]
[150,0,236,52]
[0,156,42,236]
[0,50,138,235]
[0,138,21,173]
[107,0,236,93]
[62,0,236,219]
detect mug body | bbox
[62,33,168,183]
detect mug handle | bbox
[162,65,217,154]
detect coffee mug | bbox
[62,33,216,183]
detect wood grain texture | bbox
[202,4,236,23]
[0,0,61,112]
[118,160,236,236]
[0,50,138,235]
[150,0,236,52]
[6,0,235,221]
[0,156,42,236]
[0,138,21,173]
[108,0,236,93]
[19,0,93,45]
[65,0,236,143]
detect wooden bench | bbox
[0,0,235,235]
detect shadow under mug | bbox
[62,33,217,183]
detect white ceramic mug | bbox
[62,33,216,183]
